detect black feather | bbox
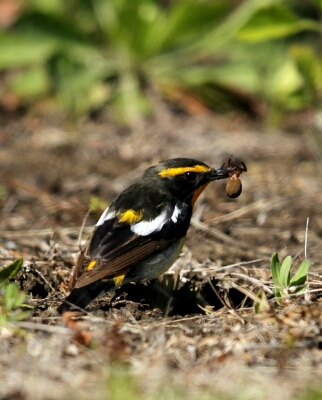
[57,280,115,313]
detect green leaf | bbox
[53,55,110,115]
[29,0,66,15]
[0,34,57,69]
[291,45,322,101]
[280,256,292,287]
[142,0,229,55]
[270,253,281,286]
[290,259,310,287]
[272,287,282,305]
[0,259,23,286]
[237,4,317,42]
[4,283,21,311]
[292,286,307,295]
[10,66,50,99]
[269,58,303,99]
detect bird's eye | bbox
[184,172,197,182]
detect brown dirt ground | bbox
[1,107,322,399]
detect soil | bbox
[1,106,322,399]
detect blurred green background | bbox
[0,0,321,124]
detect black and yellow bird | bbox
[57,158,235,314]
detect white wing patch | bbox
[97,204,179,235]
[96,207,115,226]
[131,208,168,236]
[171,205,180,223]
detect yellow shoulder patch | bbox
[118,209,143,224]
[113,268,130,286]
[159,164,210,178]
[87,260,96,271]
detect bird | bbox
[57,158,234,314]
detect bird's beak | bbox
[208,167,234,181]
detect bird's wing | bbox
[70,211,176,289]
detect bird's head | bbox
[143,158,232,207]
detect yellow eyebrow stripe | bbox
[118,209,143,224]
[159,165,211,178]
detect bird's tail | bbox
[57,280,115,314]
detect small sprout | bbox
[88,196,108,217]
[0,259,31,324]
[254,289,270,314]
[270,253,310,304]
[0,282,31,324]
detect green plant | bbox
[0,282,31,323]
[254,288,270,313]
[0,258,23,285]
[0,0,232,119]
[0,259,31,324]
[88,196,108,218]
[270,253,310,304]
[0,0,321,122]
